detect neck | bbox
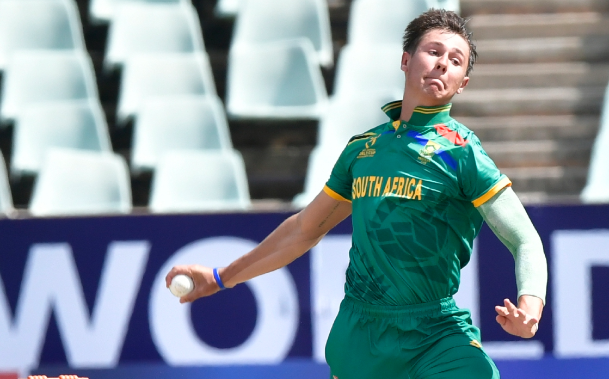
[399,94,418,123]
[399,86,453,122]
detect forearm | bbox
[518,294,543,320]
[220,213,322,287]
[478,187,548,304]
[514,240,547,305]
[219,192,351,288]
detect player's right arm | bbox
[165,190,352,303]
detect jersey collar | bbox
[381,100,453,127]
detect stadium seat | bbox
[11,99,112,176]
[0,153,15,217]
[149,150,251,213]
[0,0,85,70]
[0,50,99,123]
[131,95,232,172]
[29,148,132,216]
[347,0,429,46]
[317,94,394,148]
[116,52,217,124]
[214,0,240,18]
[226,39,328,119]
[432,0,461,13]
[581,82,609,203]
[104,2,205,70]
[231,0,333,67]
[89,0,189,24]
[332,44,405,100]
[292,146,343,208]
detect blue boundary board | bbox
[36,357,609,379]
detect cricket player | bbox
[166,9,547,379]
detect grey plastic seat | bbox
[149,150,251,213]
[214,0,240,18]
[131,95,232,172]
[116,52,217,124]
[0,50,99,123]
[89,0,189,24]
[0,0,85,70]
[29,148,132,216]
[0,153,15,217]
[231,0,333,67]
[432,0,460,13]
[226,39,328,120]
[332,44,405,100]
[11,99,112,176]
[348,0,429,46]
[104,2,205,70]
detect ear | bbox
[456,76,469,94]
[401,52,410,73]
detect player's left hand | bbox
[495,298,539,338]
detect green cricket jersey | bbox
[324,100,511,306]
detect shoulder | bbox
[440,119,478,145]
[431,119,487,158]
[347,122,391,145]
[334,122,391,168]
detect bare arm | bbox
[165,190,352,303]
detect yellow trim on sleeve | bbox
[323,185,351,203]
[472,177,512,207]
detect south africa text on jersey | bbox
[352,176,423,200]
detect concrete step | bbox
[452,86,606,116]
[469,12,609,39]
[503,166,588,194]
[461,0,609,15]
[467,63,609,89]
[459,115,600,142]
[483,139,594,168]
[475,36,609,64]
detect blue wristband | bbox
[213,267,226,290]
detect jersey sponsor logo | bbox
[418,140,441,164]
[351,175,422,200]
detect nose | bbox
[436,55,448,73]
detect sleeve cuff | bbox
[323,185,351,203]
[472,177,512,208]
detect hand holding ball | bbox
[169,274,194,297]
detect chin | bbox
[421,92,450,105]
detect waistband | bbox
[342,296,457,318]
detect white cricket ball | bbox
[169,274,194,297]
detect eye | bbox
[429,50,438,56]
[451,58,461,66]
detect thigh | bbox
[325,306,410,379]
[410,333,499,379]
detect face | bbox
[401,29,470,106]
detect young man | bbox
[166,9,547,379]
